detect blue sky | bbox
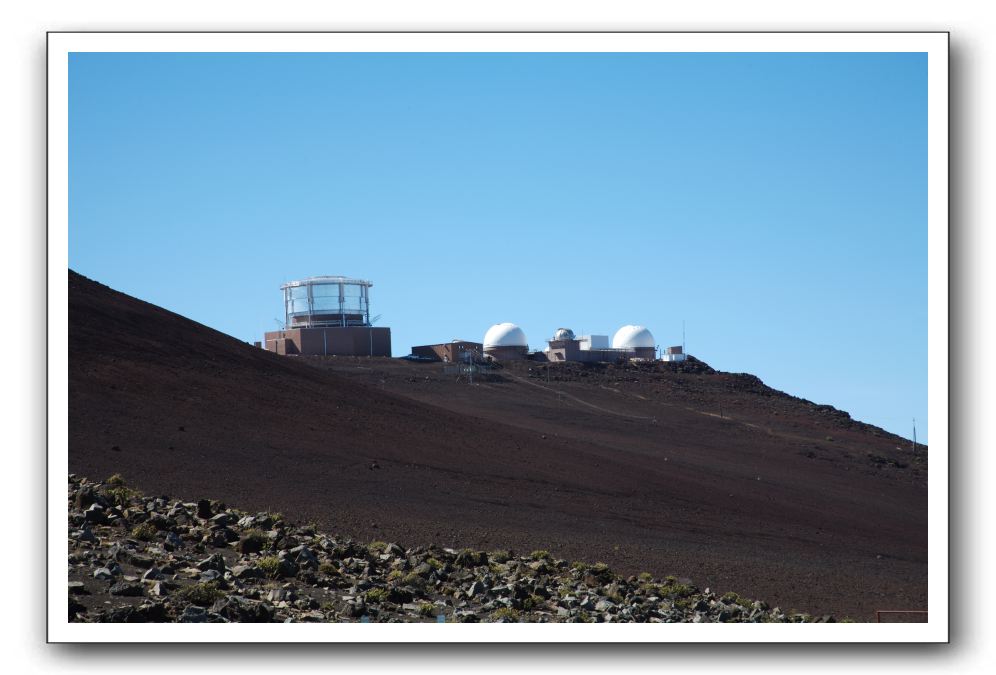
[69,52,928,442]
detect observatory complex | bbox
[263,276,391,356]
[259,276,682,364]
[544,324,658,362]
[408,322,685,365]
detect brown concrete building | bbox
[411,340,484,363]
[264,326,391,356]
[544,337,654,363]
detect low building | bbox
[578,334,610,350]
[544,325,656,363]
[264,326,391,356]
[411,340,484,363]
[662,345,687,362]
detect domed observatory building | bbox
[545,327,582,362]
[611,324,657,361]
[263,276,391,356]
[483,323,529,361]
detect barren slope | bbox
[68,270,928,620]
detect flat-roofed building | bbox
[411,340,484,363]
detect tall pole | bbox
[912,418,917,454]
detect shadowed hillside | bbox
[68,270,927,620]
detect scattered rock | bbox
[67,475,816,625]
[109,582,144,597]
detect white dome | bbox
[484,323,528,348]
[612,324,655,349]
[553,327,575,341]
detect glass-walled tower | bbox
[281,276,372,329]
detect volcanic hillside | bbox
[68,270,927,620]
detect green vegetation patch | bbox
[365,588,389,604]
[488,549,511,563]
[178,581,225,607]
[491,607,520,622]
[257,555,282,578]
[130,522,158,541]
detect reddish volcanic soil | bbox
[68,270,928,620]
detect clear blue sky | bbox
[69,52,928,442]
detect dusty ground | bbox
[68,270,928,620]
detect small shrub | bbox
[521,594,544,611]
[368,541,388,554]
[491,607,520,622]
[570,561,588,573]
[105,486,138,507]
[530,550,551,561]
[401,572,423,587]
[457,548,487,567]
[179,581,225,607]
[130,522,158,541]
[365,588,389,604]
[489,549,511,563]
[319,561,340,576]
[418,602,435,617]
[660,582,695,599]
[638,572,653,582]
[426,557,443,570]
[386,570,402,581]
[105,473,126,487]
[257,555,281,578]
[721,591,747,605]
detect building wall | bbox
[579,335,610,350]
[484,345,528,361]
[263,327,391,356]
[545,339,656,363]
[411,341,484,362]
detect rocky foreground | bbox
[68,475,838,623]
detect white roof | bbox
[280,276,372,290]
[484,323,528,348]
[612,324,656,349]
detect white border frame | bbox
[47,31,948,643]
